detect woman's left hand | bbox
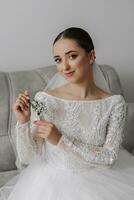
[33,120,62,145]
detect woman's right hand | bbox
[12,90,31,124]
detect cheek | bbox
[75,59,89,74]
[76,56,87,66]
[75,58,86,70]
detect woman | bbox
[1,27,134,200]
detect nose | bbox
[62,59,70,71]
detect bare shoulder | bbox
[96,86,112,99]
[101,91,112,99]
[45,85,113,100]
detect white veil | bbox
[43,62,110,93]
[44,72,68,91]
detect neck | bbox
[68,81,96,99]
[67,68,97,99]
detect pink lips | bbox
[65,71,75,77]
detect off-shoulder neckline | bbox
[37,91,122,103]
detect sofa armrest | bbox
[122,103,134,152]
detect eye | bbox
[69,54,78,60]
[54,58,61,64]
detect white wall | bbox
[0,0,134,102]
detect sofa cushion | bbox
[0,136,16,171]
[122,103,134,152]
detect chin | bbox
[66,77,80,84]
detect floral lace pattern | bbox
[15,92,126,168]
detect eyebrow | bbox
[54,50,78,58]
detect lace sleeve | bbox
[58,96,126,167]
[15,106,39,166]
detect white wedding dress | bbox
[1,91,134,200]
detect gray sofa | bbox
[0,64,134,188]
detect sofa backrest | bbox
[0,63,132,172]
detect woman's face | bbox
[53,38,95,83]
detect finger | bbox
[18,96,30,106]
[17,99,28,109]
[16,99,25,107]
[34,120,49,125]
[16,101,25,111]
[37,133,49,138]
[17,98,29,111]
[37,125,50,133]
[24,90,31,100]
[19,93,30,100]
[24,90,29,96]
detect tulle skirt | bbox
[0,148,134,200]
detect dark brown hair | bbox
[53,27,94,53]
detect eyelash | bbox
[54,58,61,64]
[54,54,78,64]
[69,54,78,59]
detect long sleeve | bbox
[15,107,39,166]
[15,91,51,167]
[57,96,126,167]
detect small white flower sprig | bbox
[31,99,47,117]
[31,98,48,154]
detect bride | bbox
[1,27,134,200]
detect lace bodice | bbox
[15,92,126,169]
